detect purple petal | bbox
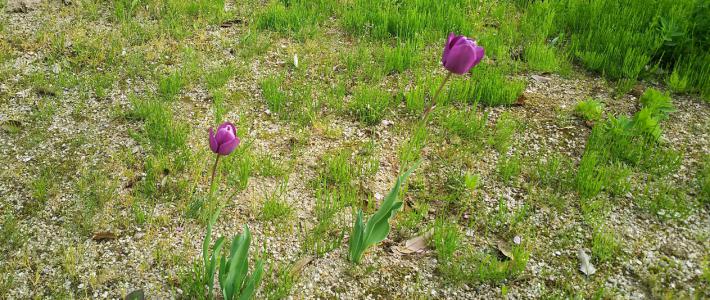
[215,125,236,145]
[217,121,235,132]
[217,136,240,156]
[208,128,219,153]
[448,35,464,50]
[472,45,485,67]
[443,43,477,74]
[442,33,457,65]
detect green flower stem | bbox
[208,154,221,216]
[421,71,453,121]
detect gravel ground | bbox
[1,2,709,299]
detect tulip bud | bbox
[208,122,240,156]
[441,33,485,75]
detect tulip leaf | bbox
[348,210,365,263]
[348,161,420,263]
[238,260,264,300]
[216,225,262,300]
[203,208,223,298]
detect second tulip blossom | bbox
[209,122,240,156]
[441,33,485,75]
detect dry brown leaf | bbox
[578,249,596,276]
[392,230,433,255]
[289,256,314,278]
[496,240,513,260]
[92,231,117,242]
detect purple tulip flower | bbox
[441,33,485,75]
[208,122,240,156]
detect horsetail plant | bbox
[348,162,420,264]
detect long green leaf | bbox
[237,260,264,300]
[363,162,419,247]
[207,236,225,298]
[348,210,365,263]
[222,226,252,300]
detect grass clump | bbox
[260,75,287,115]
[699,156,710,204]
[497,154,522,185]
[441,107,488,143]
[158,71,186,101]
[350,86,392,126]
[432,216,529,284]
[128,96,189,153]
[0,214,24,260]
[574,99,604,122]
[491,112,519,154]
[260,180,294,223]
[543,0,709,97]
[69,169,116,235]
[591,226,621,263]
[524,42,562,73]
[446,65,525,107]
[381,42,419,74]
[256,0,334,38]
[340,0,474,42]
[640,181,691,220]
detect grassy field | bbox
[1,0,709,299]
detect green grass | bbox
[158,71,186,101]
[340,0,477,42]
[128,96,189,153]
[264,263,298,300]
[574,99,604,122]
[431,218,461,263]
[260,180,294,222]
[497,154,522,185]
[27,168,55,216]
[528,153,574,192]
[591,226,621,263]
[491,112,518,154]
[350,85,392,126]
[256,0,334,39]
[441,107,488,143]
[640,181,691,220]
[0,214,24,261]
[224,144,254,192]
[699,156,710,204]
[260,75,287,115]
[446,65,526,107]
[524,42,563,73]
[69,169,116,235]
[398,123,428,167]
[381,42,419,74]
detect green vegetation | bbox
[2,0,709,298]
[574,99,604,122]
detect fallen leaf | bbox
[578,249,596,276]
[124,289,144,300]
[92,231,117,242]
[531,74,551,82]
[289,256,314,278]
[392,230,433,255]
[514,94,527,107]
[496,240,513,260]
[220,18,244,28]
